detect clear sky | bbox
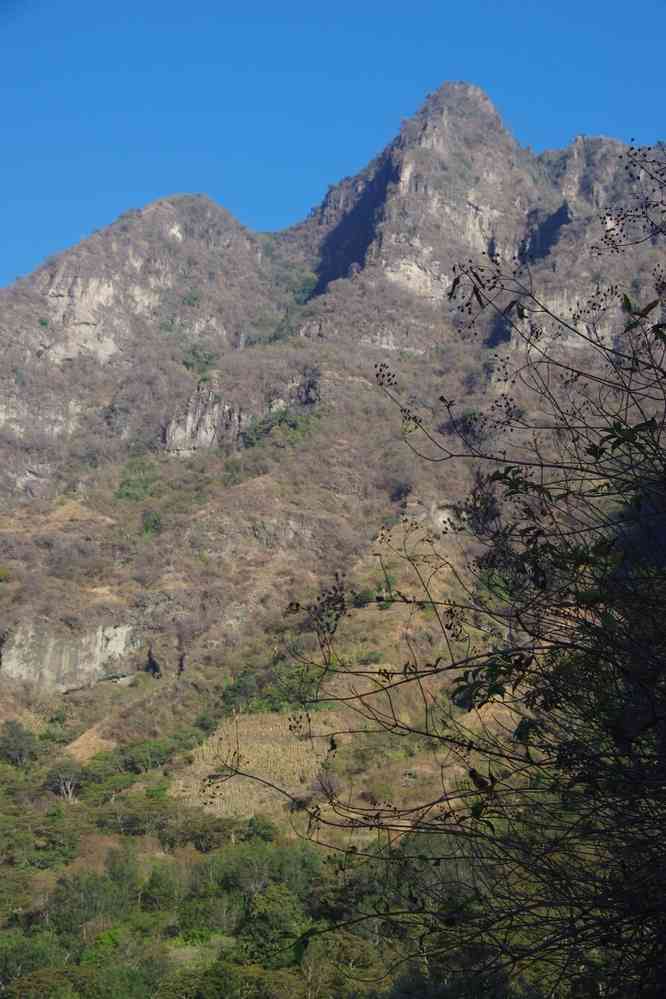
[1,0,664,287]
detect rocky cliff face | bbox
[1,622,137,692]
[164,376,246,455]
[284,83,651,359]
[0,81,658,694]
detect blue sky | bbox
[1,0,664,287]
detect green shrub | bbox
[223,452,270,487]
[79,772,136,806]
[234,883,310,968]
[240,408,318,450]
[44,761,87,799]
[351,587,374,608]
[194,712,217,734]
[115,458,160,502]
[291,271,317,305]
[47,871,131,936]
[145,781,169,800]
[244,815,277,843]
[39,724,70,746]
[0,930,65,991]
[155,962,305,999]
[141,862,183,911]
[25,812,80,869]
[121,738,175,773]
[96,795,174,838]
[176,895,240,941]
[0,720,40,767]
[141,509,162,536]
[181,343,217,376]
[223,456,243,486]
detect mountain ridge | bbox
[0,80,657,702]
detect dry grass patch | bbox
[66,723,117,763]
[62,833,123,875]
[84,584,125,605]
[49,500,116,527]
[170,709,351,821]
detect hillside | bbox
[0,79,656,790]
[1,78,664,999]
[1,83,649,707]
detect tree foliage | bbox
[0,720,40,767]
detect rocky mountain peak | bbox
[297,81,559,312]
[406,80,505,135]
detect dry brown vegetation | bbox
[66,724,117,764]
[170,709,349,822]
[0,83,654,856]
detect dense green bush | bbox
[47,871,131,937]
[84,729,202,786]
[0,720,40,767]
[176,895,240,942]
[79,772,136,806]
[44,761,87,800]
[141,508,162,536]
[235,883,310,968]
[0,804,80,870]
[193,711,217,734]
[358,649,383,665]
[351,586,375,608]
[141,863,184,911]
[96,795,175,839]
[240,407,318,450]
[0,930,66,992]
[155,961,306,999]
[243,815,277,843]
[181,342,217,376]
[114,457,160,502]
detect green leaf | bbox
[470,801,485,819]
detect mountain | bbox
[0,82,652,709]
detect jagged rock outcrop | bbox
[164,375,245,454]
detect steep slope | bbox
[0,195,316,498]
[0,81,655,706]
[289,83,648,352]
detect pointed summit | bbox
[418,81,503,123]
[396,81,508,151]
[298,81,555,304]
